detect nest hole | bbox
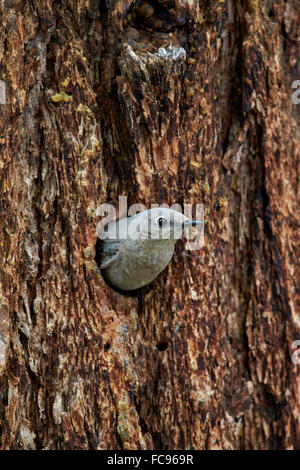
[156,341,168,351]
[124,0,186,33]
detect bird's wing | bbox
[96,238,120,269]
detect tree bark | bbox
[0,0,299,450]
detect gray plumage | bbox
[97,208,202,291]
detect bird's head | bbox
[127,208,202,242]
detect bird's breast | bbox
[102,239,175,291]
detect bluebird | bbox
[96,208,203,292]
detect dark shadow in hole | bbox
[124,0,182,33]
[104,342,110,352]
[156,341,168,351]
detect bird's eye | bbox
[157,217,167,228]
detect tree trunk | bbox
[0,0,299,450]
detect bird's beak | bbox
[183,220,203,228]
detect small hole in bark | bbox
[267,6,275,19]
[124,0,184,34]
[156,341,168,351]
[104,342,110,352]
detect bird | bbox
[96,207,203,292]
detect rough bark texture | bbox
[0,0,299,450]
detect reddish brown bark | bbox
[0,0,299,449]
